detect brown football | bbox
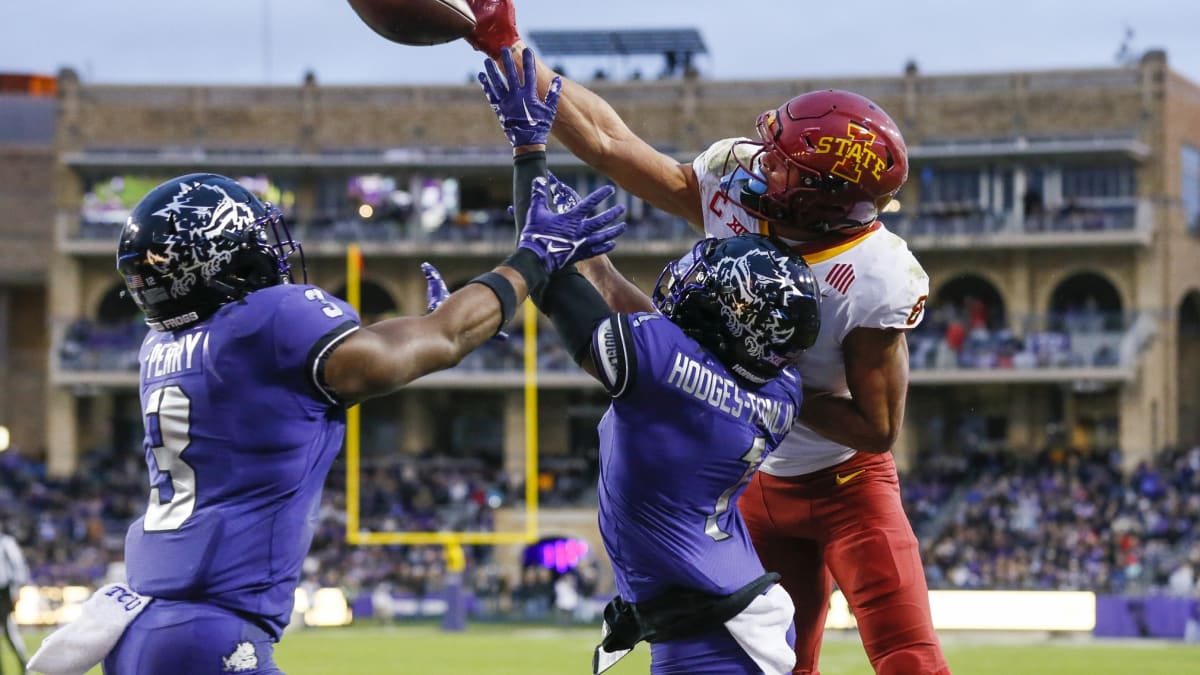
[347,0,477,46]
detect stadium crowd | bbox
[3,439,1199,613]
[921,445,1200,595]
[908,300,1128,371]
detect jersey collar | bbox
[778,220,883,264]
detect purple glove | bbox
[518,178,626,273]
[422,262,509,339]
[545,171,580,213]
[479,47,562,148]
[420,262,450,313]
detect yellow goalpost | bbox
[343,244,541,550]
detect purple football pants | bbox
[103,600,283,675]
[649,622,795,674]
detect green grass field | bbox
[6,624,1199,674]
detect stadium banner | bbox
[15,585,352,628]
[1093,595,1200,639]
[13,585,1120,633]
[827,590,1096,632]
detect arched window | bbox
[1048,272,1123,332]
[1178,291,1200,445]
[932,274,1007,332]
[331,279,399,323]
[96,282,143,324]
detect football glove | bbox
[479,47,561,148]
[422,261,509,340]
[465,0,520,59]
[518,178,625,274]
[545,171,580,213]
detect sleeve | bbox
[859,250,930,331]
[590,313,638,398]
[13,538,29,586]
[691,137,755,183]
[1,536,27,586]
[692,138,764,239]
[268,285,362,405]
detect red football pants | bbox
[739,451,950,675]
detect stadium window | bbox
[81,175,172,229]
[1060,164,1136,202]
[1182,145,1200,235]
[918,167,981,208]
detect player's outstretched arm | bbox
[540,172,656,314]
[519,44,703,226]
[531,266,611,383]
[469,9,703,226]
[478,44,656,313]
[796,327,910,453]
[322,180,625,405]
[321,269,529,405]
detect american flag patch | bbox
[126,274,145,289]
[825,263,856,294]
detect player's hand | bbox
[421,262,451,313]
[422,261,509,339]
[545,171,580,213]
[479,47,561,148]
[518,178,626,273]
[465,0,520,59]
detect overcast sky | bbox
[2,1,1198,86]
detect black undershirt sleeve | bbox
[534,267,614,367]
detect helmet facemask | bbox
[203,203,306,298]
[725,139,887,235]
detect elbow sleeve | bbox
[535,266,612,365]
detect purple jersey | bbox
[124,283,359,639]
[590,313,801,603]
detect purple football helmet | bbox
[117,173,304,331]
[652,234,821,384]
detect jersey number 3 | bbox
[143,385,197,532]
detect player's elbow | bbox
[859,422,901,454]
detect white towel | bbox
[724,584,796,675]
[27,583,153,675]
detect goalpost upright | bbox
[343,244,541,548]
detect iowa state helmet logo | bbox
[815,122,888,184]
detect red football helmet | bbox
[724,89,909,234]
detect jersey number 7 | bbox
[704,437,766,542]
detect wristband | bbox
[513,150,547,230]
[501,247,549,299]
[466,272,518,336]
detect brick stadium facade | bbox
[1,50,1198,486]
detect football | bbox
[347,0,477,46]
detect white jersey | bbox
[693,139,929,475]
[0,533,29,593]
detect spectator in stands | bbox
[0,525,29,673]
[553,571,580,622]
